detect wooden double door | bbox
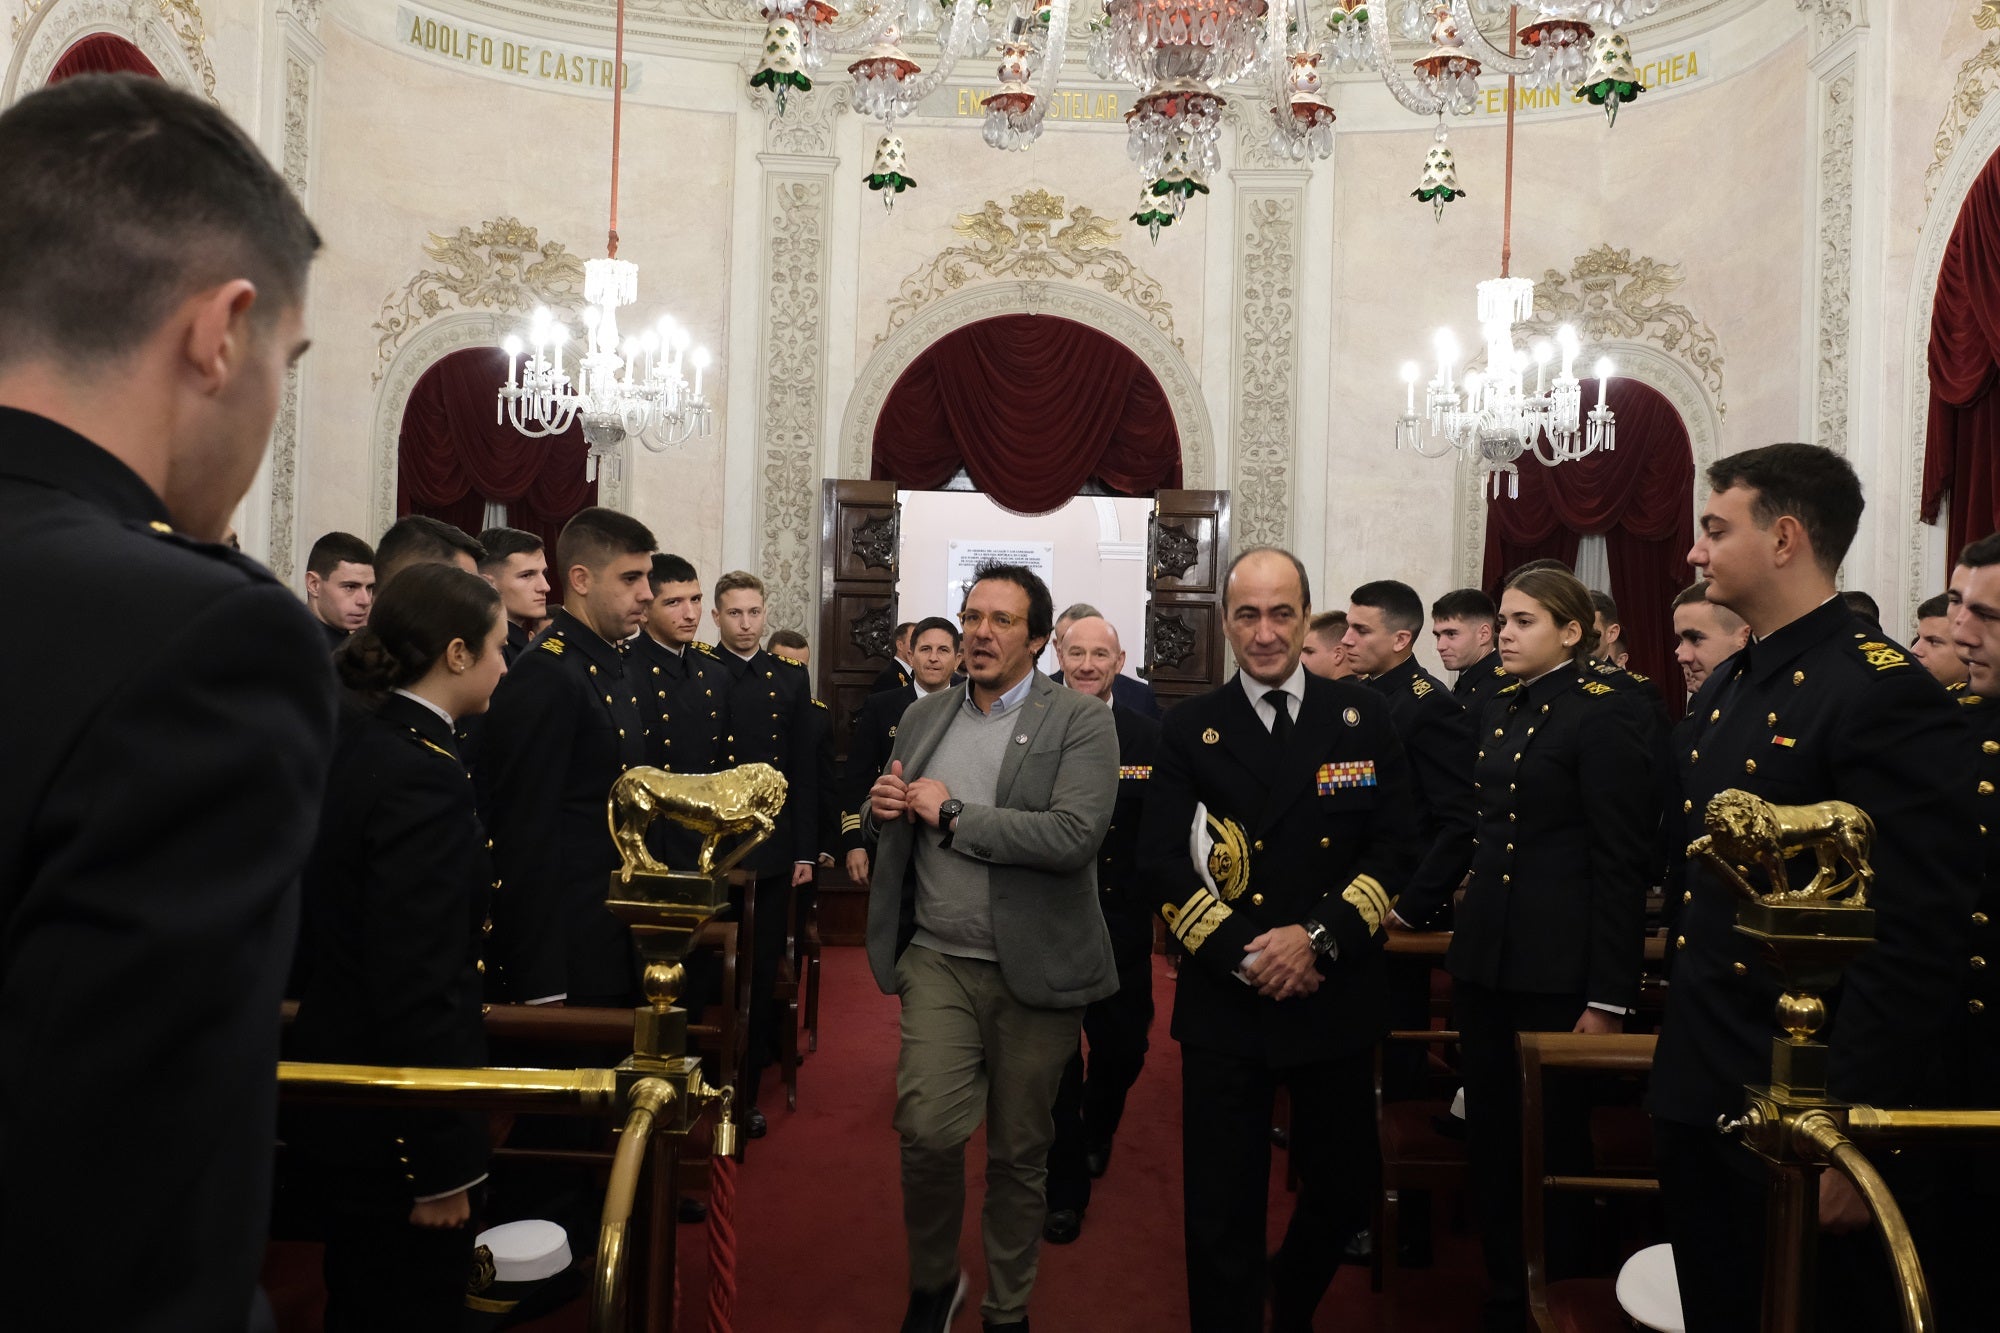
[813,480,1232,757]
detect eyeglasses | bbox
[958,610,1022,632]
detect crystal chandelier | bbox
[497,0,714,480]
[1393,46,1614,497]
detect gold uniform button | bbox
[588,665,598,676]
[1793,671,1806,685]
[1253,839,1265,852]
[1983,782,1996,796]
[1676,935,1687,950]
[1683,890,1693,904]
[1766,713,1777,727]
[1712,709,1722,723]
[1251,893,1264,906]
[1478,751,1486,760]
[1501,875,1511,884]
[1985,740,2000,755]
[1319,837,1331,848]
[1689,750,1699,763]
[1971,999,1987,1016]
[1494,728,1504,738]
[1744,759,1757,775]
[1505,843,1514,853]
[604,694,613,704]
[1507,812,1516,822]
[1683,799,1694,813]
[1974,956,1988,971]
[475,960,486,973]
[1975,912,1991,927]
[1732,961,1748,976]
[1513,752,1522,762]
[485,839,494,850]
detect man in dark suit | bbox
[1042,614,1162,1246]
[0,74,333,1332]
[1651,444,1978,1332]
[1051,602,1165,719]
[870,620,917,695]
[305,530,376,650]
[712,570,819,1136]
[1137,547,1418,1332]
[476,526,551,665]
[843,616,962,886]
[477,507,657,1007]
[1432,588,1511,715]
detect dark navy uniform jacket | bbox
[0,409,336,1332]
[290,694,490,1203]
[1650,598,1979,1128]
[476,607,649,1003]
[842,683,921,852]
[1366,655,1475,930]
[718,647,819,876]
[1136,671,1418,1066]
[1453,653,1513,717]
[1099,701,1163,964]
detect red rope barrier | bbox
[705,1149,738,1333]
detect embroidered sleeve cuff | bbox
[1163,887,1236,955]
[1339,874,1394,938]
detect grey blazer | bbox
[864,672,1121,1009]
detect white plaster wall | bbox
[297,15,735,581]
[894,490,1153,676]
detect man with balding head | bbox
[1138,547,1418,1330]
[1052,601,1164,719]
[1042,615,1162,1245]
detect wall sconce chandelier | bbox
[497,0,715,480]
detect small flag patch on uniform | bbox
[1771,736,1797,748]
[1318,760,1377,793]
[1118,765,1152,780]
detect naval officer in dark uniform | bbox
[1433,588,1511,716]
[1651,444,1978,1332]
[290,566,508,1331]
[712,570,820,1135]
[0,73,332,1332]
[476,507,657,1007]
[1344,580,1474,932]
[1448,567,1656,1332]
[1930,537,2000,1331]
[630,554,730,858]
[1043,615,1163,1245]
[842,616,962,885]
[1136,547,1417,1332]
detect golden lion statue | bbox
[607,762,788,883]
[1687,789,1875,906]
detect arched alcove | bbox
[840,280,1215,490]
[3,0,203,104]
[397,347,596,558]
[46,33,158,82]
[871,314,1183,513]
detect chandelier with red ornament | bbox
[746,0,1652,235]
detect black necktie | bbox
[1266,689,1294,747]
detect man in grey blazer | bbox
[865,562,1120,1333]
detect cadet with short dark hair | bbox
[1912,591,1966,689]
[1432,587,1509,712]
[375,514,484,590]
[306,530,377,649]
[0,72,333,1332]
[476,527,550,663]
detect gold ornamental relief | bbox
[878,189,1181,351]
[1523,244,1724,401]
[371,218,587,383]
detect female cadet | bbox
[1448,565,1655,1333]
[288,564,510,1331]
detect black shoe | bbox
[1341,1228,1373,1262]
[1041,1208,1083,1245]
[744,1107,768,1139]
[677,1196,708,1224]
[982,1320,1029,1331]
[1084,1142,1112,1179]
[900,1271,968,1333]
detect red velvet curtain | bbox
[47,34,159,82]
[1482,377,1695,716]
[872,314,1182,513]
[1923,148,2000,570]
[397,347,596,558]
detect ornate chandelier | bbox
[497,0,714,480]
[1393,43,1614,498]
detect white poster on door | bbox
[944,540,1056,660]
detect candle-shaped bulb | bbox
[503,335,523,357]
[1400,361,1419,414]
[1593,357,1613,408]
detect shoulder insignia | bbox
[774,652,807,669]
[1963,694,1986,707]
[1854,640,1910,672]
[1949,680,1969,694]
[692,639,718,655]
[1493,664,1510,677]
[415,736,458,762]
[1581,680,1614,696]
[1411,677,1433,699]
[539,636,566,655]
[147,520,174,534]
[1592,660,1619,676]
[1628,671,1650,684]
[1496,682,1522,696]
[812,697,828,710]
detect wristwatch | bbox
[1301,918,1337,958]
[937,798,965,848]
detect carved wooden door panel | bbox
[817,478,901,758]
[1145,489,1230,710]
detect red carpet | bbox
[268,946,1488,1330]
